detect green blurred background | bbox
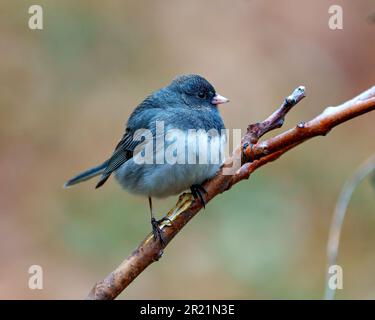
[0,0,374,299]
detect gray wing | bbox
[95,130,139,188]
[95,93,164,189]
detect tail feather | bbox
[95,173,111,189]
[64,161,108,188]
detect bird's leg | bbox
[148,197,170,246]
[190,184,208,208]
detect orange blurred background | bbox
[0,0,374,299]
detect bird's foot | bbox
[190,184,208,208]
[151,217,171,246]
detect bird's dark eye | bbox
[198,92,206,99]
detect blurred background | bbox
[0,0,374,299]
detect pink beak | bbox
[211,94,230,105]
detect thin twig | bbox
[324,154,375,300]
[245,86,306,144]
[87,85,375,300]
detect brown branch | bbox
[86,85,375,300]
[243,86,375,161]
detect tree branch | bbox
[86,85,375,300]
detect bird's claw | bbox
[190,184,208,208]
[151,217,171,246]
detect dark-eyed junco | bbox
[64,74,229,243]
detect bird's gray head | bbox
[169,74,229,108]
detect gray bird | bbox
[64,74,229,243]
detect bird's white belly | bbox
[114,132,226,198]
